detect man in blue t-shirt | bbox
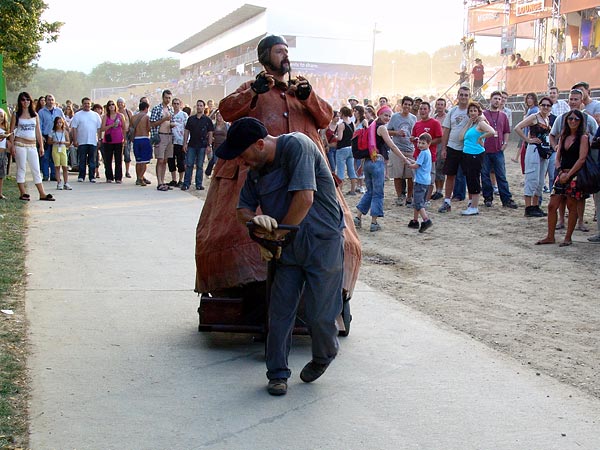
[216,117,344,397]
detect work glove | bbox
[251,71,271,95]
[294,76,312,100]
[252,215,278,233]
[258,244,282,262]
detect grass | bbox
[0,176,29,449]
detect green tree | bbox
[0,0,62,91]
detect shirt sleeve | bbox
[282,135,317,192]
[237,176,260,212]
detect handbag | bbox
[150,134,161,146]
[535,142,552,159]
[127,113,144,142]
[104,132,112,143]
[576,153,600,194]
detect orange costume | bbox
[195,79,361,298]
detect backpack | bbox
[127,114,144,142]
[351,127,370,159]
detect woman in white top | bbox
[9,92,55,201]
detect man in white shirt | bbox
[71,97,101,182]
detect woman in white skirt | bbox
[9,92,55,201]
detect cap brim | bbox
[215,141,242,160]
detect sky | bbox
[37,0,499,73]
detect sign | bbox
[501,26,517,55]
[509,0,552,25]
[515,0,545,16]
[468,2,507,34]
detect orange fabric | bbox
[505,64,549,95]
[556,59,600,91]
[195,81,362,297]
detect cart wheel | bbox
[339,300,351,337]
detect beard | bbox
[267,58,291,76]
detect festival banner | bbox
[468,2,507,34]
[509,0,552,25]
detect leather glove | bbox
[251,72,271,95]
[295,78,312,100]
[252,215,278,233]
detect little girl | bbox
[49,116,72,190]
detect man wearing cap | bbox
[216,117,345,396]
[472,58,484,98]
[195,35,360,304]
[347,95,359,109]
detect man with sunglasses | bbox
[549,88,598,231]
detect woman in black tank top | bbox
[334,107,357,194]
[536,109,589,247]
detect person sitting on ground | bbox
[536,110,589,247]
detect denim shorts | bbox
[413,182,428,210]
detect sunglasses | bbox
[567,117,581,122]
[539,103,552,107]
[20,98,31,102]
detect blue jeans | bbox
[123,139,132,164]
[453,165,466,200]
[335,146,357,180]
[41,140,56,180]
[184,146,206,188]
[481,151,512,204]
[77,144,97,181]
[547,151,557,192]
[356,158,385,217]
[327,148,336,174]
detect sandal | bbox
[576,225,589,232]
[40,194,55,201]
[0,194,6,200]
[555,223,565,230]
[19,194,30,201]
[157,184,169,191]
[559,240,572,247]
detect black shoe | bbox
[168,180,178,187]
[125,172,132,178]
[407,219,420,229]
[502,199,518,209]
[196,185,205,190]
[267,378,288,396]
[430,192,443,200]
[535,206,547,216]
[42,177,49,182]
[525,206,544,217]
[484,200,493,208]
[300,360,329,383]
[419,219,433,233]
[180,185,189,191]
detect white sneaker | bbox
[57,181,63,190]
[63,183,72,190]
[461,207,480,216]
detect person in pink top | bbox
[99,100,127,183]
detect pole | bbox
[0,54,7,112]
[370,23,380,102]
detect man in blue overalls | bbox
[216,117,345,396]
